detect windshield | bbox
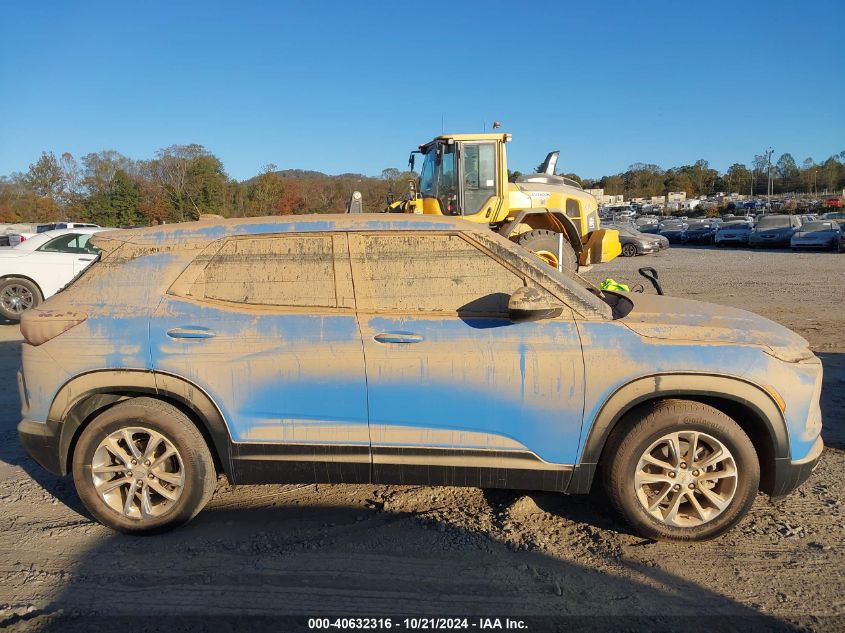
[803,221,837,231]
[419,143,457,214]
[720,222,751,231]
[756,216,791,229]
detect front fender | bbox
[566,373,787,494]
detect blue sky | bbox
[1,0,843,181]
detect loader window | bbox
[461,142,497,216]
[419,143,458,214]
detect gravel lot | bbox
[1,245,843,631]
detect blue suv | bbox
[17,215,823,540]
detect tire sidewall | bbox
[72,402,213,534]
[0,277,42,321]
[517,230,578,272]
[621,243,638,257]
[612,413,759,541]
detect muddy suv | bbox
[17,215,823,540]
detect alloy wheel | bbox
[634,430,737,527]
[0,284,34,314]
[91,426,185,520]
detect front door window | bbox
[460,142,497,215]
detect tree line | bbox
[2,145,843,226]
[571,151,845,201]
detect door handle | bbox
[77,257,94,262]
[167,327,216,340]
[373,332,423,344]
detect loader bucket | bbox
[579,229,622,266]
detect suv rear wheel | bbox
[604,399,759,541]
[72,397,216,533]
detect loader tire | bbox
[517,229,578,272]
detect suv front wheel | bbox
[604,399,759,541]
[72,397,217,533]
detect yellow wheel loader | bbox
[356,133,621,272]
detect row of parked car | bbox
[605,212,845,254]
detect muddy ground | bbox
[0,245,843,632]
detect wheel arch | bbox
[0,274,45,299]
[502,209,583,255]
[48,370,233,479]
[567,373,788,495]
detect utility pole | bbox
[765,148,774,209]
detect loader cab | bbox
[417,135,507,221]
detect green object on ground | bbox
[600,278,630,292]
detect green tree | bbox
[23,152,65,199]
[184,155,227,218]
[109,170,143,226]
[820,157,840,192]
[775,153,799,191]
[725,163,751,194]
[247,164,285,215]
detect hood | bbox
[620,293,810,361]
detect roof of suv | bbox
[97,214,473,247]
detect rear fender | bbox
[47,369,233,477]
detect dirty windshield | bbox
[803,221,836,232]
[756,216,791,229]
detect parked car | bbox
[603,223,665,257]
[714,221,753,246]
[823,198,842,209]
[17,215,823,540]
[36,222,101,233]
[658,220,688,244]
[1,232,35,247]
[0,228,105,321]
[790,221,842,251]
[684,220,720,245]
[822,212,845,222]
[748,215,803,248]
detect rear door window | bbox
[176,234,343,308]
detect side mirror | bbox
[508,287,562,323]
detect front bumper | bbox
[791,239,834,249]
[770,436,824,499]
[750,234,791,247]
[18,419,64,475]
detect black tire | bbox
[72,397,217,534]
[603,399,759,541]
[0,277,43,322]
[621,243,638,257]
[517,229,578,272]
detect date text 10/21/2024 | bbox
[307,618,529,630]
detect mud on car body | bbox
[18,215,823,540]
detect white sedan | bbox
[0,228,107,321]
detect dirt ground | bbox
[0,245,843,632]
